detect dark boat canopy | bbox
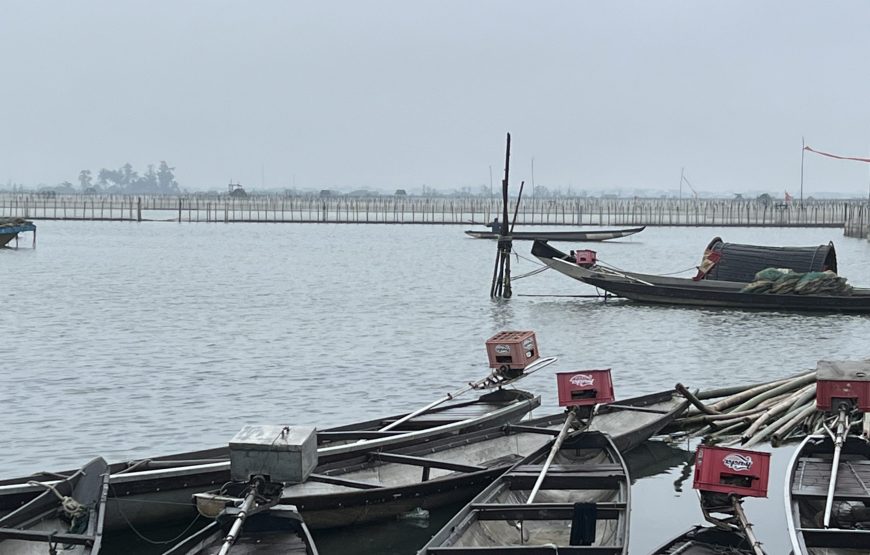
[703,237,837,282]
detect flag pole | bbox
[801,137,807,208]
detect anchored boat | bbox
[531,240,870,313]
[0,457,109,555]
[185,350,686,531]
[785,361,870,554]
[164,428,319,555]
[650,444,769,555]
[465,226,645,242]
[419,370,638,554]
[0,333,552,531]
[0,218,36,248]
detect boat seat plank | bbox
[368,452,487,473]
[799,528,870,549]
[504,425,561,436]
[505,472,624,491]
[425,547,625,554]
[470,502,626,521]
[0,527,94,545]
[306,473,381,490]
[792,459,870,500]
[510,464,625,476]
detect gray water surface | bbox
[2,222,869,553]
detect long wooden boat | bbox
[465,226,645,242]
[0,387,541,532]
[417,430,630,554]
[240,389,685,529]
[532,240,870,313]
[0,457,109,555]
[785,433,870,554]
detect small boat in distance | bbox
[0,457,109,555]
[0,218,36,248]
[465,226,645,242]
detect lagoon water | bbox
[3,221,870,553]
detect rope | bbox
[111,484,204,546]
[596,259,696,277]
[26,480,86,519]
[512,265,551,280]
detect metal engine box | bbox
[485,331,539,370]
[816,360,870,412]
[693,445,770,498]
[556,369,615,407]
[229,425,318,483]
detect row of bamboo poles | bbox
[0,193,866,228]
[669,370,850,447]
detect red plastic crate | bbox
[573,249,597,267]
[556,369,615,407]
[485,331,539,370]
[693,445,770,498]
[816,360,870,412]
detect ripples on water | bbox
[2,222,869,553]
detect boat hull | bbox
[465,226,645,242]
[532,240,870,313]
[418,430,631,554]
[0,389,540,531]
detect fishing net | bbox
[740,268,853,296]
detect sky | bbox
[2,0,870,196]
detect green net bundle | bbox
[740,268,852,296]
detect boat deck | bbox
[199,533,309,555]
[792,456,870,500]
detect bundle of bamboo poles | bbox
[667,370,831,447]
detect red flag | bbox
[804,145,870,163]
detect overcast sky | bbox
[2,1,870,195]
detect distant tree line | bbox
[75,162,180,194]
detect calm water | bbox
[3,222,870,553]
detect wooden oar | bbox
[823,408,849,528]
[526,410,578,505]
[218,486,258,555]
[377,357,557,433]
[731,496,764,555]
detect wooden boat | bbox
[164,480,318,555]
[417,430,630,554]
[0,457,109,555]
[650,444,769,555]
[785,434,870,554]
[650,525,758,554]
[785,360,870,554]
[0,218,36,248]
[0,387,542,532]
[464,226,645,242]
[532,241,870,313]
[246,389,684,530]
